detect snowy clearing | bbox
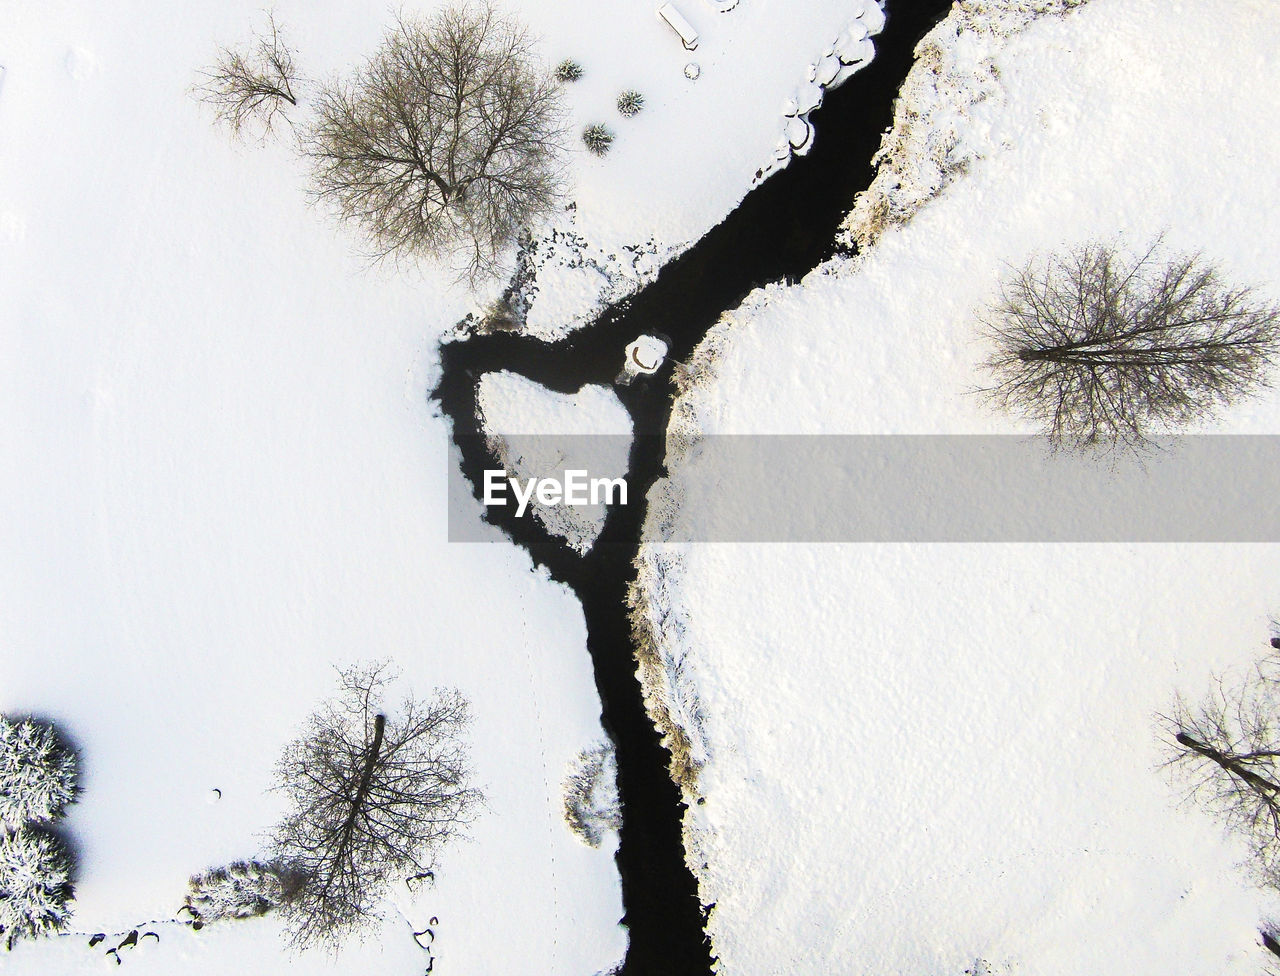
[0,2,676,972]
[495,0,889,340]
[2,0,890,968]
[477,372,632,552]
[634,0,1280,972]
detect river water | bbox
[433,3,954,972]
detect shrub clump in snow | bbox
[616,90,644,118]
[185,860,305,923]
[582,123,614,157]
[555,58,583,82]
[562,743,622,848]
[0,825,74,949]
[0,717,78,828]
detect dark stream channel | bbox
[431,3,953,972]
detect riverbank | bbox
[433,3,954,971]
[629,0,1280,971]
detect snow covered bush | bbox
[555,58,583,82]
[185,860,304,922]
[0,717,77,828]
[581,124,614,157]
[562,743,621,848]
[477,296,519,333]
[0,825,74,949]
[616,90,644,118]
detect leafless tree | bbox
[305,3,566,281]
[270,664,481,950]
[1160,652,1280,884]
[195,11,299,139]
[980,241,1280,451]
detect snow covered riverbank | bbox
[632,0,1280,972]
[0,4,629,973]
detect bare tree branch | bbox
[270,663,481,950]
[195,11,300,140]
[305,2,566,283]
[979,241,1280,451]
[1160,651,1280,886]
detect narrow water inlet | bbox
[432,2,955,972]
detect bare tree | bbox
[270,664,481,949]
[196,11,299,139]
[1160,652,1280,883]
[306,3,566,281]
[980,241,1280,451]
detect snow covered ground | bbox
[633,0,1280,972]
[509,0,884,252]
[2,0,891,969]
[476,372,632,551]
[492,0,888,340]
[0,2,651,973]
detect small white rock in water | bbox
[628,335,668,371]
[206,788,222,805]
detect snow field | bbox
[477,372,632,552]
[0,2,633,972]
[635,0,1280,972]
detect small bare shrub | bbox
[616,90,644,117]
[555,58,583,82]
[195,11,299,139]
[185,860,304,923]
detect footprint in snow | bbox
[65,47,97,81]
[0,213,26,244]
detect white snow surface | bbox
[0,2,652,973]
[477,372,632,552]
[478,372,632,440]
[636,0,1280,973]
[0,0,888,963]
[506,0,887,340]
[512,0,885,251]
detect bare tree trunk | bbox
[319,713,386,900]
[1176,731,1280,797]
[351,714,386,827]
